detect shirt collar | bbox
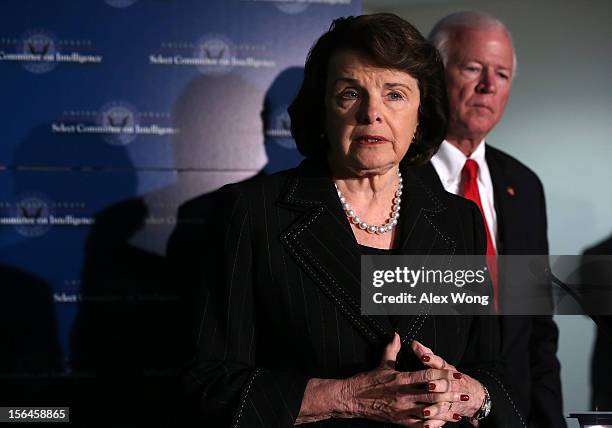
[431,139,487,184]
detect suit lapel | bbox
[486,146,518,255]
[398,164,455,255]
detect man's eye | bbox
[340,90,359,99]
[498,73,510,80]
[465,66,480,72]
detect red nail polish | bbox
[453,372,462,379]
[421,355,430,362]
[453,413,461,420]
[424,425,430,428]
[423,409,430,417]
[461,394,469,401]
[428,382,436,391]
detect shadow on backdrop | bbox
[68,69,302,426]
[167,66,305,304]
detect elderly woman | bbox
[175,13,523,428]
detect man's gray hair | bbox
[428,11,517,76]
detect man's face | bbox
[444,27,514,142]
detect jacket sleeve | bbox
[460,201,527,428]
[169,185,309,428]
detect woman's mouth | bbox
[354,135,389,145]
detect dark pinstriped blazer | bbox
[168,158,525,428]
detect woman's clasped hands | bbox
[338,333,486,427]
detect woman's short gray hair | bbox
[428,11,518,76]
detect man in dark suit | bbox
[419,11,566,427]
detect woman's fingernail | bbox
[453,413,461,420]
[424,425,430,428]
[428,382,436,391]
[421,355,431,362]
[423,409,430,417]
[453,372,462,379]
[461,394,469,401]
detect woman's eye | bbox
[387,92,404,101]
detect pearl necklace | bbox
[334,171,402,235]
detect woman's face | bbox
[325,49,420,176]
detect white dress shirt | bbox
[430,140,498,251]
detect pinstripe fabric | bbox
[168,159,524,427]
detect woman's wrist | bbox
[296,378,354,424]
[470,381,485,417]
[458,376,486,418]
[471,382,487,416]
[470,383,491,422]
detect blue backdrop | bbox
[0,0,360,422]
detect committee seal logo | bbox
[19,29,59,74]
[194,34,233,75]
[11,193,54,238]
[96,101,140,145]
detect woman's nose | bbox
[357,95,383,124]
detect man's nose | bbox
[357,95,383,124]
[476,68,497,94]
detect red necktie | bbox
[461,159,499,313]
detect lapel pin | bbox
[506,186,516,196]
